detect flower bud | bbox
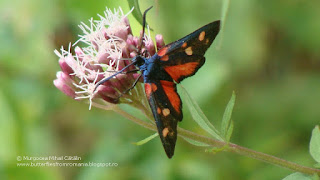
[54,72,76,99]
[155,34,165,50]
[54,7,165,109]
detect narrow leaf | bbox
[310,125,320,163]
[282,172,313,180]
[127,0,153,30]
[127,0,144,26]
[133,133,158,146]
[221,0,230,28]
[221,91,236,140]
[180,85,223,141]
[181,136,210,147]
[217,0,230,49]
[226,120,234,142]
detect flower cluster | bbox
[54,7,165,109]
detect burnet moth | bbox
[95,7,220,158]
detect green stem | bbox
[177,128,320,176]
[112,107,320,176]
[113,106,156,130]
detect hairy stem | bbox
[112,107,320,176]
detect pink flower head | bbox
[54,7,165,109]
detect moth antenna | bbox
[94,60,138,92]
[138,6,153,55]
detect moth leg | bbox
[120,73,143,96]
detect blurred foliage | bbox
[1,0,320,179]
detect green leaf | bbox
[180,85,223,141]
[133,133,158,146]
[282,172,313,180]
[221,91,236,140]
[127,0,153,30]
[127,0,144,26]
[310,125,320,163]
[226,120,234,142]
[221,0,230,28]
[181,136,210,147]
[217,0,230,49]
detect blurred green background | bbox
[1,0,320,179]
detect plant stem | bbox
[177,128,320,176]
[113,106,156,131]
[112,107,320,176]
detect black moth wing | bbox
[144,20,221,158]
[157,20,220,83]
[144,80,182,158]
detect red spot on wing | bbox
[182,42,187,48]
[157,46,169,56]
[145,83,152,99]
[151,83,158,92]
[164,62,200,83]
[160,80,181,114]
[160,55,169,61]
